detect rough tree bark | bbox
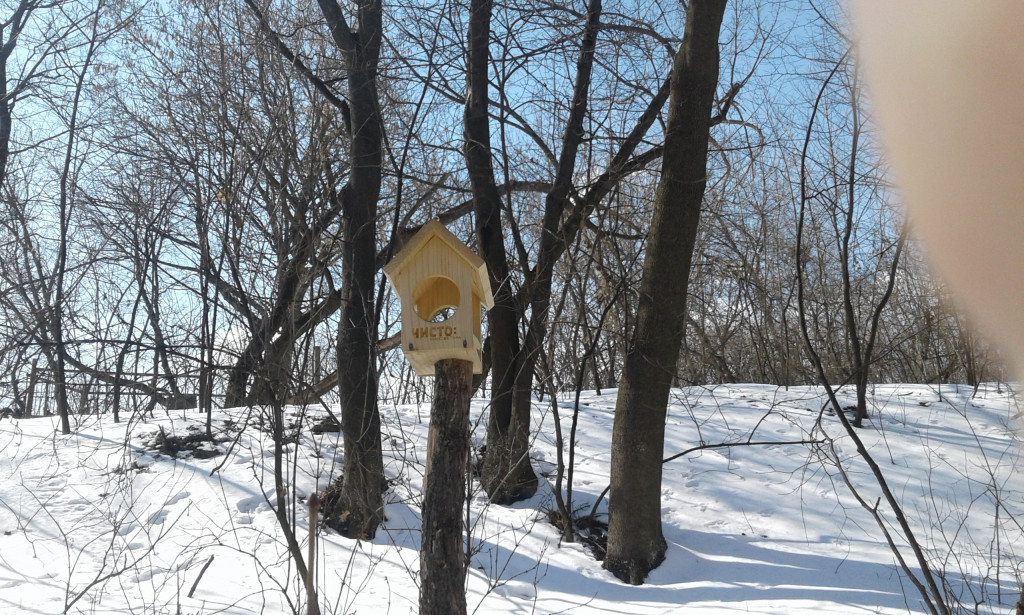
[419,359,473,615]
[604,0,727,585]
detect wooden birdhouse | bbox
[383,220,494,376]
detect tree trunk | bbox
[841,72,867,428]
[318,0,386,539]
[25,361,37,417]
[419,359,472,615]
[464,0,537,504]
[49,348,71,434]
[50,7,100,435]
[225,342,262,407]
[604,0,727,585]
[333,200,385,537]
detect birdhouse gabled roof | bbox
[383,219,494,309]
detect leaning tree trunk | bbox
[510,0,604,504]
[604,0,727,585]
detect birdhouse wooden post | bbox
[384,220,491,615]
[383,219,494,377]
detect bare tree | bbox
[795,21,906,426]
[0,0,118,433]
[311,0,387,539]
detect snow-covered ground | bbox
[1,383,1021,614]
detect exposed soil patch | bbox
[310,417,340,434]
[146,426,222,459]
[547,508,608,561]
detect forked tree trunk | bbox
[51,7,100,435]
[463,0,674,506]
[604,0,727,585]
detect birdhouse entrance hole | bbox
[414,275,460,323]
